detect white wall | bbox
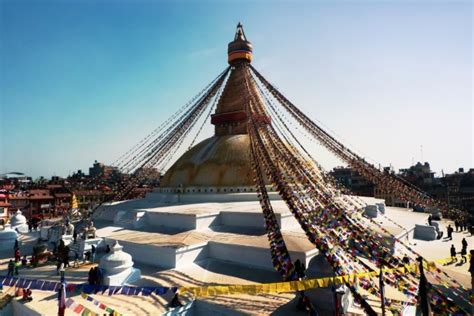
[146,213,197,230]
[220,212,265,229]
[175,243,208,268]
[208,242,274,270]
[104,238,177,269]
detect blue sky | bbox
[0,0,472,178]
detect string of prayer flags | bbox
[80,293,121,316]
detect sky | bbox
[0,0,472,178]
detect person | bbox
[450,245,457,262]
[7,259,14,277]
[170,293,183,308]
[461,247,467,263]
[14,259,20,275]
[447,225,453,240]
[91,245,96,263]
[30,255,36,267]
[92,267,99,285]
[462,238,468,253]
[469,250,474,291]
[95,267,102,285]
[14,248,21,262]
[105,245,111,254]
[56,258,63,275]
[428,215,432,226]
[73,252,80,268]
[294,259,306,280]
[14,239,19,251]
[454,220,459,232]
[63,256,70,269]
[84,250,91,262]
[88,267,94,285]
[22,288,33,302]
[402,255,410,265]
[21,255,28,267]
[73,230,78,244]
[15,287,24,298]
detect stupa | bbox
[99,241,141,285]
[10,209,28,233]
[160,23,268,194]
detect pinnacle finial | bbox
[228,23,253,64]
[234,22,247,41]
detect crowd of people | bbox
[453,214,473,234]
[5,227,103,278]
[7,240,23,277]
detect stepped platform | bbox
[98,200,300,232]
[97,227,317,270]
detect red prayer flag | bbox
[74,304,85,313]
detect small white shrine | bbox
[10,210,29,233]
[99,241,141,285]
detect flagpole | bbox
[417,256,431,316]
[379,263,386,316]
[58,268,66,316]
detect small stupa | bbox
[10,210,29,233]
[99,241,141,285]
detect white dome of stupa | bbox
[0,224,18,251]
[99,241,134,275]
[11,210,27,226]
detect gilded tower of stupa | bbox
[161,24,269,190]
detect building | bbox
[0,190,11,224]
[26,189,55,218]
[73,189,114,209]
[329,167,375,197]
[441,168,474,213]
[89,160,120,180]
[8,192,30,216]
